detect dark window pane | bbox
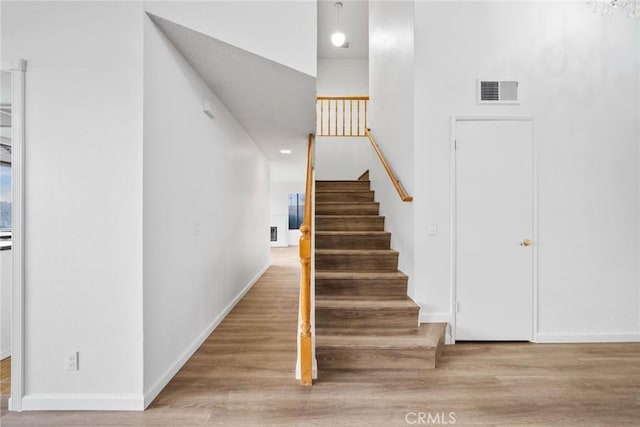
[288,192,305,230]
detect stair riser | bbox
[316,348,436,370]
[316,278,407,298]
[316,308,418,329]
[316,253,398,271]
[315,191,374,203]
[316,181,371,191]
[315,234,391,250]
[315,203,379,216]
[316,327,420,336]
[316,217,385,231]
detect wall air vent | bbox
[477,80,519,104]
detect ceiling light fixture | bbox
[331,2,346,47]
[280,149,292,154]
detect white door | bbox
[455,119,534,341]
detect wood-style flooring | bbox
[0,357,9,397]
[0,247,639,426]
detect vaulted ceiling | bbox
[149,14,317,160]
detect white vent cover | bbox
[477,80,519,104]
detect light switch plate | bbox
[428,222,438,236]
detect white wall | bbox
[368,1,416,293]
[315,58,373,180]
[1,249,11,359]
[315,137,373,180]
[1,0,285,410]
[1,1,145,408]
[317,59,368,95]
[144,1,317,77]
[143,16,270,404]
[413,1,640,341]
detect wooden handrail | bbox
[317,96,370,100]
[365,129,413,202]
[298,133,314,386]
[316,96,369,137]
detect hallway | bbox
[0,247,638,425]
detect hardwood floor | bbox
[1,247,639,426]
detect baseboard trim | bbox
[419,313,453,344]
[419,312,452,324]
[444,330,453,345]
[536,332,640,343]
[21,393,145,411]
[1,348,10,360]
[143,262,270,408]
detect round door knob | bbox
[520,239,533,247]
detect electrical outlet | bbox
[65,351,79,371]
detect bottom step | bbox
[316,323,447,371]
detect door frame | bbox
[450,116,538,344]
[2,58,27,411]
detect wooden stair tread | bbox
[316,180,370,183]
[317,324,445,349]
[315,190,373,194]
[316,215,385,231]
[315,190,374,193]
[315,203,379,210]
[316,249,398,255]
[315,202,380,216]
[317,335,432,350]
[316,215,385,219]
[316,270,407,280]
[316,297,419,310]
[315,202,378,205]
[316,231,390,236]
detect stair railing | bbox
[365,129,413,202]
[298,133,314,386]
[314,96,411,203]
[316,96,369,137]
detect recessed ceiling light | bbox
[280,149,292,154]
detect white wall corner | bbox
[445,332,453,345]
[143,262,270,408]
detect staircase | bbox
[314,176,446,373]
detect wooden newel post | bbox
[299,223,312,385]
[299,134,314,386]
